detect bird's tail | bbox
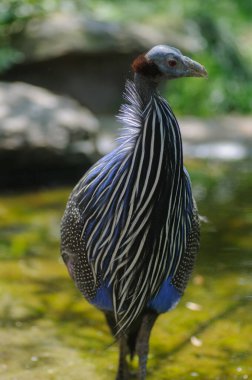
[104,311,141,360]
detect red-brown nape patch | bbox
[132,54,161,77]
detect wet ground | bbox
[0,150,252,379]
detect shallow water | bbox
[0,158,252,380]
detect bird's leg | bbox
[135,311,158,380]
[104,312,129,380]
[116,334,129,380]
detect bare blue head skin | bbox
[132,44,208,103]
[146,45,208,79]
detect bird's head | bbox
[132,45,208,82]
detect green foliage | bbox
[0,47,23,71]
[179,11,251,116]
[167,48,252,116]
[0,0,67,72]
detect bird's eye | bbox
[168,59,177,67]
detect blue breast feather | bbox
[92,277,181,314]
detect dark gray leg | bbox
[104,313,129,380]
[116,335,129,380]
[135,311,158,380]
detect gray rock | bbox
[1,14,204,114]
[0,81,99,189]
[12,13,204,62]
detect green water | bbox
[0,159,251,380]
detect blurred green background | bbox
[0,1,251,379]
[0,0,251,115]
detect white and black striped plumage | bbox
[61,45,206,379]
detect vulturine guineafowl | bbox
[61,45,207,380]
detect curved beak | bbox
[183,56,208,78]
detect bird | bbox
[60,44,207,380]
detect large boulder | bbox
[1,14,204,114]
[0,81,99,189]
[10,13,203,61]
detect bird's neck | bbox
[134,73,159,105]
[133,73,183,172]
